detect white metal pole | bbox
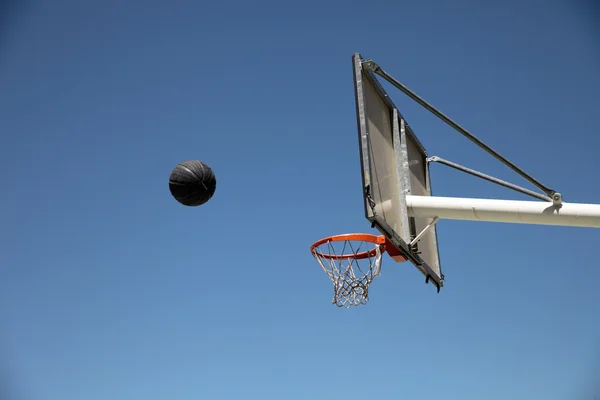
[406,195,600,228]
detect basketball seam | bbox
[180,163,209,192]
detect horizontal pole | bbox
[406,195,600,228]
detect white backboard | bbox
[352,53,444,290]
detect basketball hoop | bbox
[310,233,406,308]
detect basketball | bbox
[169,160,217,207]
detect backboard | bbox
[352,53,444,290]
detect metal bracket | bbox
[425,274,442,293]
[365,185,378,228]
[361,59,379,72]
[365,185,377,215]
[552,192,563,207]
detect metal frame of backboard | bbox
[353,53,444,290]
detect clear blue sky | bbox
[1,0,599,399]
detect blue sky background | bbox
[1,0,599,399]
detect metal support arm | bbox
[428,156,552,202]
[362,59,557,198]
[407,195,600,228]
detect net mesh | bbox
[311,238,383,308]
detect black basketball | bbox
[169,160,217,207]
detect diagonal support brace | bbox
[410,217,440,247]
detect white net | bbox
[312,238,383,308]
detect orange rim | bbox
[310,233,387,260]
